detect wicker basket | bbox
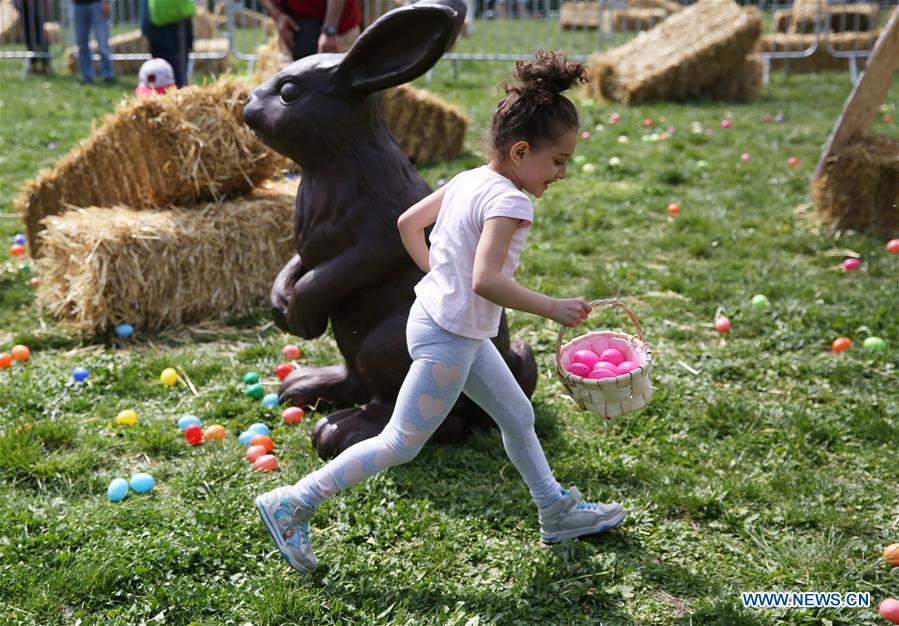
[555,299,653,418]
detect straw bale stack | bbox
[193,38,231,74]
[626,0,681,13]
[18,80,287,255]
[194,6,224,39]
[585,0,761,104]
[757,31,879,73]
[811,135,899,238]
[65,30,148,75]
[775,3,879,34]
[213,1,275,33]
[612,8,667,32]
[35,183,299,334]
[701,55,763,103]
[381,84,468,163]
[251,37,292,86]
[560,2,603,30]
[560,3,668,31]
[0,0,15,44]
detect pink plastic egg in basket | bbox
[555,299,653,418]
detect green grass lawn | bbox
[1,51,898,626]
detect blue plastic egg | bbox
[14,234,26,246]
[261,393,280,409]
[115,323,134,338]
[247,422,270,436]
[72,366,89,382]
[177,414,203,431]
[107,478,129,502]
[238,430,255,446]
[129,473,155,494]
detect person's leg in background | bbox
[21,0,49,74]
[291,18,322,60]
[72,1,95,83]
[89,0,114,82]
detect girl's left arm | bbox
[397,186,446,273]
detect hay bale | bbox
[0,0,19,44]
[611,8,668,32]
[700,55,762,103]
[626,0,681,13]
[381,84,468,163]
[251,37,292,86]
[193,6,224,40]
[786,3,879,34]
[811,135,899,238]
[35,183,299,334]
[560,1,603,30]
[193,38,231,74]
[17,80,286,255]
[585,0,761,104]
[757,31,879,72]
[65,30,149,75]
[44,21,60,45]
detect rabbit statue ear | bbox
[337,0,466,93]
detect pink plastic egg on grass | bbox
[566,362,591,378]
[714,315,731,333]
[570,349,600,370]
[246,444,268,463]
[880,598,899,624]
[599,348,625,366]
[740,152,751,162]
[184,424,203,446]
[617,360,639,374]
[282,406,305,424]
[720,119,732,129]
[787,156,800,167]
[254,454,278,472]
[588,368,617,379]
[843,258,861,271]
[281,344,301,360]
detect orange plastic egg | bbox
[884,543,899,567]
[10,244,25,257]
[831,337,852,353]
[250,434,274,453]
[254,454,278,472]
[282,407,305,425]
[666,202,681,216]
[246,444,267,463]
[0,352,12,369]
[204,424,225,441]
[11,345,30,362]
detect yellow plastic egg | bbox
[159,368,179,386]
[116,409,138,426]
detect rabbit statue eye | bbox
[279,81,302,104]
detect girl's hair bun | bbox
[508,50,587,104]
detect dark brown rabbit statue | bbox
[243,0,538,460]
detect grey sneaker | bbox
[255,486,317,572]
[539,486,626,543]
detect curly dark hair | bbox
[489,50,589,156]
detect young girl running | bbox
[256,51,626,573]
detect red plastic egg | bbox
[254,454,278,472]
[10,244,25,257]
[831,337,852,353]
[281,344,301,360]
[787,156,800,167]
[250,434,274,453]
[843,258,861,271]
[282,407,305,424]
[246,444,267,463]
[714,316,731,333]
[184,424,203,445]
[887,239,899,254]
[667,202,681,216]
[880,598,899,624]
[275,363,293,380]
[0,353,12,369]
[642,118,653,128]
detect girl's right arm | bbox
[397,186,447,273]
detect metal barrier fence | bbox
[1,0,896,82]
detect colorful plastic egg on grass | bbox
[580,131,591,140]
[831,337,852,353]
[740,152,751,162]
[720,119,732,129]
[275,363,293,380]
[775,113,785,122]
[714,316,731,334]
[238,431,255,446]
[73,366,89,382]
[880,599,899,624]
[254,454,278,472]
[667,202,681,216]
[843,258,861,271]
[10,244,25,257]
[582,163,596,174]
[0,353,12,369]
[243,371,260,385]
[246,444,267,463]
[160,368,179,386]
[608,156,622,167]
[247,422,270,436]
[178,414,202,431]
[571,349,600,370]
[262,393,280,409]
[29,277,40,289]
[184,424,203,445]
[116,410,138,426]
[751,294,770,308]
[282,344,301,360]
[245,382,265,400]
[115,323,134,338]
[129,473,155,493]
[787,157,800,168]
[283,407,305,424]
[11,345,30,362]
[14,234,26,246]
[863,336,886,352]
[107,478,129,502]
[883,543,899,566]
[204,424,225,441]
[887,239,899,254]
[251,434,274,453]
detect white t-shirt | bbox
[414,166,534,339]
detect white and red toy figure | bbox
[135,58,176,97]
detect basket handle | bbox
[555,299,646,374]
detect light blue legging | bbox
[72,0,114,82]
[294,299,562,509]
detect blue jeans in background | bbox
[72,0,114,82]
